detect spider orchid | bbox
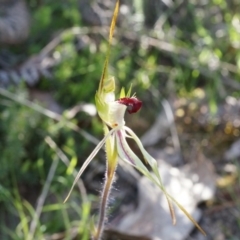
[64,1,205,239]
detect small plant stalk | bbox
[94,162,117,240]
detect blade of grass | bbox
[27,155,59,240]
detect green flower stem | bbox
[94,163,117,240]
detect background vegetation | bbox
[0,0,240,239]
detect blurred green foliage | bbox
[0,0,240,238]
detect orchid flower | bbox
[64,1,206,239]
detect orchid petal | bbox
[166,194,206,236]
[124,126,206,234]
[116,129,157,180]
[64,127,116,203]
[116,128,177,226]
[116,129,136,166]
[124,126,163,182]
[116,129,175,222]
[124,126,176,224]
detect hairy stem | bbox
[94,164,117,240]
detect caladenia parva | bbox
[64,1,206,239]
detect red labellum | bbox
[117,97,142,114]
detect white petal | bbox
[116,129,154,180]
[124,127,158,165]
[116,129,135,165]
[108,102,127,127]
[124,126,164,185]
[105,92,115,102]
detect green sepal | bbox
[95,92,109,125]
[119,87,126,98]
